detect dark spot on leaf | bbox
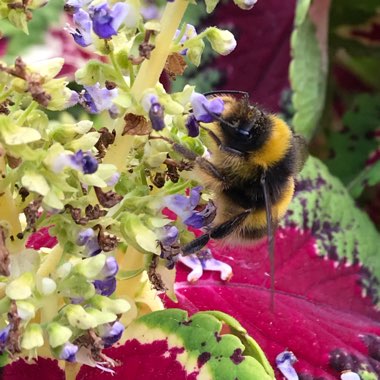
[329,348,357,372]
[230,348,244,365]
[214,332,221,342]
[197,352,211,368]
[362,334,380,361]
[201,342,206,347]
[181,320,192,326]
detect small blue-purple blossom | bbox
[52,150,98,174]
[99,321,124,347]
[67,91,80,108]
[276,351,298,380]
[60,342,78,362]
[140,4,159,20]
[93,276,116,296]
[76,228,95,246]
[142,94,165,131]
[89,2,129,39]
[174,24,197,55]
[165,187,213,228]
[100,256,119,278]
[185,114,200,137]
[190,92,224,123]
[159,225,179,246]
[0,325,10,346]
[81,83,118,114]
[69,9,93,47]
[86,236,102,256]
[105,172,120,186]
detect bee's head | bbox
[203,101,271,153]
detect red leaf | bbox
[162,227,380,379]
[77,340,198,380]
[2,358,64,380]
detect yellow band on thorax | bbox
[250,115,291,168]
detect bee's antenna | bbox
[260,172,276,312]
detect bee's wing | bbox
[292,133,309,174]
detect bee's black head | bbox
[210,104,271,153]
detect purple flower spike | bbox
[190,92,224,123]
[90,2,129,39]
[60,342,78,362]
[100,257,119,278]
[99,321,124,347]
[276,351,298,380]
[185,114,200,137]
[82,83,118,114]
[93,277,117,296]
[71,9,93,47]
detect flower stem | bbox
[109,51,129,90]
[16,101,38,126]
[131,0,189,99]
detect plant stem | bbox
[110,51,129,90]
[131,0,189,99]
[16,101,38,126]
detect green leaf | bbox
[124,309,274,379]
[284,156,380,300]
[326,94,380,186]
[290,1,326,140]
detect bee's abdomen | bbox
[223,147,297,210]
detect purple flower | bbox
[93,277,116,296]
[140,5,159,20]
[100,256,119,278]
[81,83,118,114]
[190,92,224,123]
[0,325,10,347]
[52,150,98,174]
[69,9,93,47]
[159,225,179,246]
[174,24,197,55]
[76,228,95,246]
[165,187,215,229]
[185,114,200,137]
[142,94,165,131]
[276,351,298,380]
[60,342,78,362]
[99,321,124,347]
[89,2,129,39]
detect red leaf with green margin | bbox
[159,157,380,380]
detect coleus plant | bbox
[0,1,379,380]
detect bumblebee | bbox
[167,91,308,276]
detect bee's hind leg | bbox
[181,209,251,255]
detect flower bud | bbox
[47,322,73,348]
[206,27,237,56]
[21,324,44,350]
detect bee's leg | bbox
[155,136,227,182]
[201,126,244,157]
[182,209,251,255]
